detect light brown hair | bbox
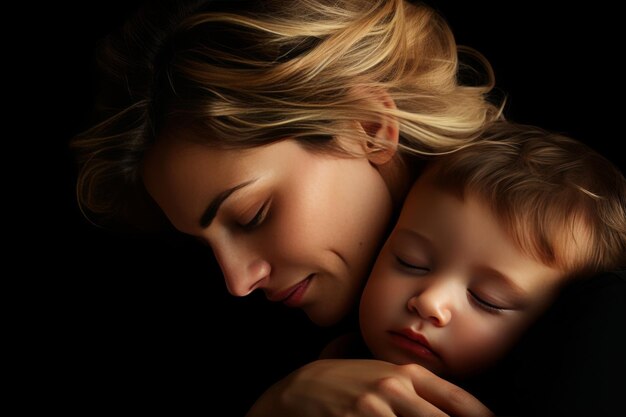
[424,121,626,276]
[72,0,500,226]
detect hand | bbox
[246,359,494,417]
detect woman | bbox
[72,0,498,414]
[71,0,623,415]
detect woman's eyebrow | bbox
[199,178,258,228]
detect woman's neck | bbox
[378,153,421,210]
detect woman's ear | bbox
[357,89,399,166]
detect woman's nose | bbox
[407,282,452,327]
[212,244,271,297]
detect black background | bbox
[37,1,624,414]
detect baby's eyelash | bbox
[467,290,506,314]
[395,256,430,273]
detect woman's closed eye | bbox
[242,200,270,230]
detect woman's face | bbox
[143,134,394,326]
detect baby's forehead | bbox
[407,170,590,275]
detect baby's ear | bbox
[356,88,399,165]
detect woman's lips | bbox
[389,329,438,360]
[268,274,314,307]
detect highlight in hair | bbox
[71,0,501,227]
[424,121,626,275]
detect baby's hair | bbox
[72,0,500,227]
[424,121,626,275]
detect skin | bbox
[142,118,494,416]
[360,175,569,379]
[142,132,396,326]
[248,359,494,417]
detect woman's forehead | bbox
[142,138,319,230]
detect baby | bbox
[359,121,626,380]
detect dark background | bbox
[39,1,623,414]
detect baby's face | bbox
[360,177,569,378]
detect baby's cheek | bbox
[447,318,513,375]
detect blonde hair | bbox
[424,121,626,276]
[72,0,500,226]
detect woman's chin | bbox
[306,308,343,327]
[305,300,353,327]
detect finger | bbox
[375,376,450,417]
[404,365,494,417]
[349,392,397,417]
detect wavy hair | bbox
[424,121,626,276]
[72,0,501,227]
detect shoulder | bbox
[535,269,626,375]
[549,269,626,321]
[528,271,626,416]
[561,268,626,296]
